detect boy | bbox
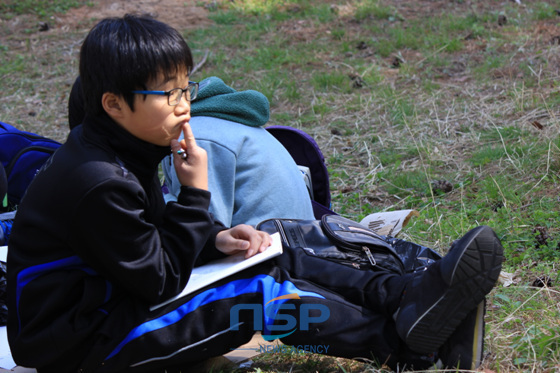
[7,14,503,372]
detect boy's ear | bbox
[101,92,127,119]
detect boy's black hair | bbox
[79,14,194,117]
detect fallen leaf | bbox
[533,225,550,246]
[531,120,544,130]
[498,15,507,26]
[532,276,553,287]
[499,271,515,287]
[391,56,403,68]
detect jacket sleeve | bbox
[67,177,224,304]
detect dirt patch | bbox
[0,0,214,52]
[56,0,213,31]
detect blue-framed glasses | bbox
[132,81,199,106]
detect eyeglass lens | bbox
[168,84,197,106]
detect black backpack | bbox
[266,125,333,219]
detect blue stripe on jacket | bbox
[15,256,100,332]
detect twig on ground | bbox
[191,49,210,76]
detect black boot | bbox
[394,226,503,354]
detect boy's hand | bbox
[171,123,208,190]
[216,225,272,259]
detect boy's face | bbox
[110,70,191,147]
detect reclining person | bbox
[8,14,503,373]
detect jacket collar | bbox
[81,113,170,179]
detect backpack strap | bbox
[0,122,61,209]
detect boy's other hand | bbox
[171,123,208,190]
[216,225,272,259]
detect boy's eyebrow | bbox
[152,77,174,89]
[153,74,190,89]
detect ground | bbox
[2,1,560,371]
[56,0,213,31]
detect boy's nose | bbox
[175,97,191,116]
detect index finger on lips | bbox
[182,123,197,149]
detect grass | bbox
[2,0,560,371]
[0,0,88,18]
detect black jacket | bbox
[7,113,225,370]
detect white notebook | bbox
[151,232,283,310]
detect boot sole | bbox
[470,300,486,369]
[436,300,486,370]
[404,226,503,354]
